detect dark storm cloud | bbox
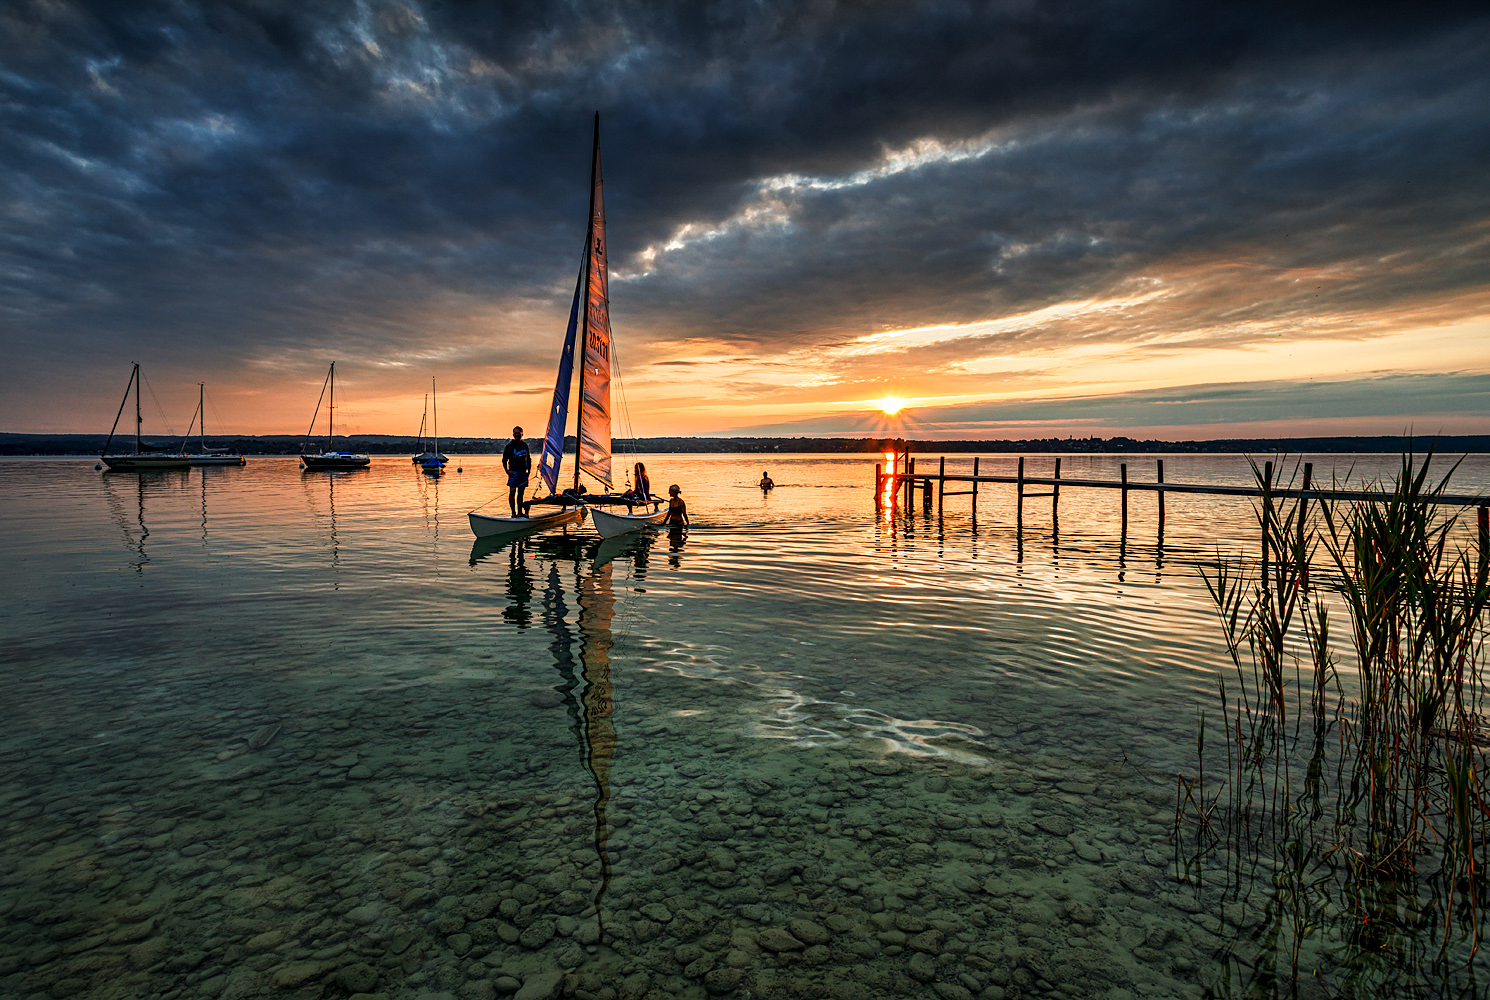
[1,0,1487,427]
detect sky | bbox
[2,0,1488,440]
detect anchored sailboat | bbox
[471,114,665,540]
[300,363,370,470]
[411,385,449,468]
[186,383,246,466]
[100,364,191,472]
[420,378,447,476]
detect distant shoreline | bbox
[2,432,1487,456]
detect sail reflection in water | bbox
[471,531,648,933]
[576,555,617,922]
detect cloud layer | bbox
[2,1,1487,435]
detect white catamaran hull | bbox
[587,504,666,538]
[468,507,583,538]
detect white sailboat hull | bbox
[468,507,583,538]
[103,455,192,471]
[587,504,667,538]
[302,452,370,470]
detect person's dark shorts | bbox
[508,469,527,488]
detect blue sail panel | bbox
[539,269,583,494]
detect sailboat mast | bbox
[135,363,142,455]
[199,383,206,449]
[432,377,438,455]
[328,363,335,451]
[575,112,600,492]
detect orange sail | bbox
[578,114,612,488]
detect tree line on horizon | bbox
[3,432,1487,456]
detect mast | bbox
[135,362,142,455]
[199,383,206,450]
[432,377,438,457]
[328,363,335,452]
[575,112,600,492]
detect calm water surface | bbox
[1,453,1486,1000]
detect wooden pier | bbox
[874,451,1490,567]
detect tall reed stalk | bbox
[1177,447,1490,996]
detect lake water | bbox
[1,452,1487,1000]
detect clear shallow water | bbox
[1,453,1486,1000]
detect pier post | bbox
[1300,462,1313,586]
[1016,457,1025,529]
[938,456,946,516]
[971,457,980,519]
[1262,460,1274,587]
[907,456,916,510]
[1156,459,1165,539]
[875,463,883,514]
[1120,462,1128,538]
[1053,457,1062,521]
[1478,505,1488,579]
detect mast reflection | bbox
[101,471,178,574]
[576,556,617,921]
[299,469,345,583]
[469,529,658,934]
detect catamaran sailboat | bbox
[469,115,665,540]
[186,383,246,466]
[100,364,192,472]
[300,363,371,470]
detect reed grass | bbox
[1176,446,1490,996]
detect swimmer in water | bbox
[664,484,689,526]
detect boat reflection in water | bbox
[469,529,658,933]
[101,468,198,575]
[300,465,350,582]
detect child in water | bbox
[664,484,689,526]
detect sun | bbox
[878,397,905,415]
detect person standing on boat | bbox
[503,426,531,517]
[664,484,689,527]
